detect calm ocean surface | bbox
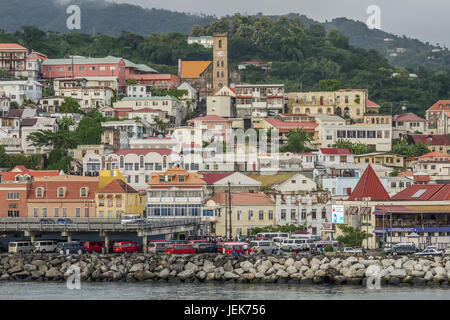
[1,282,450,300]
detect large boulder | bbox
[178,270,195,280]
[224,271,239,280]
[286,266,297,275]
[284,258,295,268]
[185,262,199,273]
[304,269,315,279]
[390,269,407,278]
[45,267,62,279]
[158,268,170,279]
[240,261,253,272]
[134,270,153,281]
[276,270,289,278]
[129,263,144,273]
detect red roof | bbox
[417,151,450,160]
[265,118,318,130]
[129,108,164,113]
[1,166,60,181]
[201,173,232,185]
[391,184,445,201]
[426,100,450,112]
[398,172,413,177]
[28,180,98,200]
[429,185,450,201]
[98,179,138,193]
[348,164,390,201]
[366,99,380,107]
[320,148,352,155]
[130,74,178,81]
[206,192,274,205]
[413,175,431,182]
[113,148,174,156]
[188,115,229,122]
[394,113,426,122]
[0,43,27,51]
[411,134,450,146]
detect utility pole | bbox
[225,192,228,239]
[390,203,392,246]
[228,181,232,239]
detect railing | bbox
[0,217,202,232]
[375,220,450,228]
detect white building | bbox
[392,113,426,138]
[101,119,153,149]
[114,96,184,126]
[129,136,179,149]
[21,117,58,155]
[275,193,332,236]
[126,84,152,98]
[83,148,180,190]
[0,80,43,106]
[178,82,197,111]
[270,172,317,194]
[56,86,114,109]
[235,84,284,118]
[317,123,392,151]
[317,148,355,166]
[0,97,10,117]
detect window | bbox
[322,208,326,219]
[7,210,19,217]
[312,209,317,219]
[54,208,59,218]
[179,175,185,182]
[259,210,264,220]
[33,208,38,218]
[140,156,144,168]
[135,175,139,183]
[268,210,274,220]
[42,208,47,217]
[84,207,89,218]
[80,188,88,197]
[75,208,81,218]
[36,188,44,198]
[291,209,296,220]
[62,208,67,217]
[312,227,317,235]
[237,210,242,221]
[281,209,286,220]
[6,192,19,200]
[58,188,65,198]
[120,156,124,168]
[248,210,254,221]
[301,209,306,220]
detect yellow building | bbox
[204,192,276,238]
[287,89,378,121]
[354,152,405,168]
[96,179,146,218]
[98,169,126,190]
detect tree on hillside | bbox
[280,129,312,153]
[318,79,342,91]
[58,116,75,131]
[332,139,372,155]
[391,139,429,158]
[59,97,83,114]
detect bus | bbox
[309,240,339,252]
[255,232,289,240]
[291,234,321,242]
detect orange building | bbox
[27,176,98,219]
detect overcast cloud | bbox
[107,0,449,47]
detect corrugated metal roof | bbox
[348,164,390,201]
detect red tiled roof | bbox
[206,192,274,205]
[1,166,60,181]
[398,172,413,177]
[391,184,445,201]
[265,118,318,129]
[201,173,232,185]
[417,151,450,159]
[129,108,164,113]
[411,134,450,146]
[0,43,27,51]
[429,185,450,201]
[366,99,380,107]
[188,115,229,122]
[426,100,450,112]
[413,175,431,182]
[28,180,98,200]
[98,179,137,193]
[394,113,426,122]
[113,148,174,156]
[320,148,352,155]
[348,164,390,201]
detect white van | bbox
[8,241,34,254]
[250,240,278,254]
[33,240,58,253]
[280,239,306,252]
[148,241,170,254]
[121,214,144,225]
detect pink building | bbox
[128,74,180,89]
[188,115,233,143]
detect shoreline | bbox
[1,253,449,287]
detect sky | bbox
[107,0,449,47]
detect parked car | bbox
[444,247,450,255]
[56,241,86,254]
[148,241,171,254]
[222,243,248,255]
[39,218,54,224]
[8,241,34,254]
[33,240,58,253]
[113,241,141,253]
[280,239,306,252]
[250,240,278,254]
[191,242,217,253]
[415,248,443,256]
[340,247,363,254]
[56,218,74,224]
[391,245,416,255]
[165,244,195,254]
[83,241,105,253]
[121,214,144,225]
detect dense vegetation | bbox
[2,17,448,117]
